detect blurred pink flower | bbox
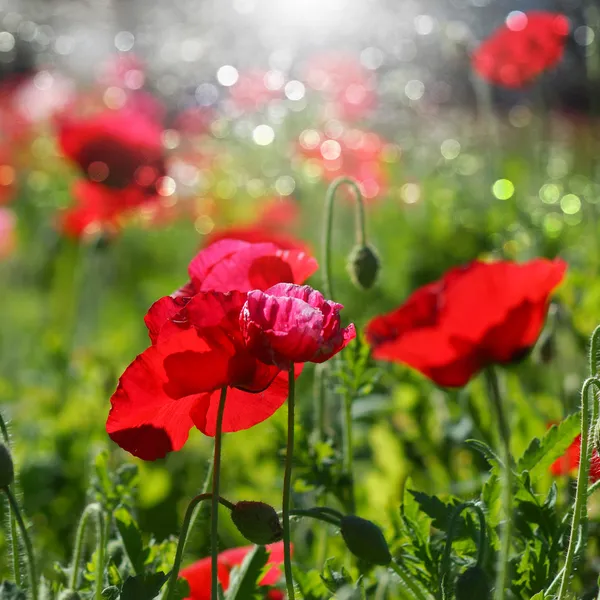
[229,70,282,111]
[0,208,16,258]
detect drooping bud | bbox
[346,244,380,290]
[340,515,391,565]
[0,442,14,488]
[454,566,491,600]
[231,501,283,545]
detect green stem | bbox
[390,561,432,600]
[3,487,38,600]
[282,508,341,527]
[164,493,215,600]
[0,412,21,586]
[283,364,296,600]
[322,176,366,301]
[557,377,600,599]
[438,502,487,599]
[313,363,326,444]
[484,368,511,600]
[94,509,106,600]
[211,387,228,600]
[69,503,103,590]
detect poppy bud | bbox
[58,591,82,600]
[0,442,14,489]
[340,515,391,565]
[231,501,283,545]
[454,566,491,600]
[346,244,380,290]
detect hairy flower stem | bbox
[557,377,600,599]
[485,368,511,600]
[69,503,105,591]
[439,502,487,599]
[3,486,38,600]
[321,177,365,512]
[164,493,218,600]
[0,412,20,586]
[283,364,297,600]
[211,387,228,600]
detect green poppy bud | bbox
[231,501,283,545]
[0,442,14,489]
[58,591,82,600]
[455,566,490,600]
[340,515,391,565]
[346,244,380,290]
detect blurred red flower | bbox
[550,434,600,482]
[365,259,566,387]
[181,542,286,600]
[297,128,388,200]
[58,109,166,192]
[241,283,356,369]
[303,52,376,121]
[0,207,16,259]
[472,11,569,88]
[229,70,282,112]
[107,239,316,459]
[206,198,309,252]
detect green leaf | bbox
[114,506,148,576]
[225,545,269,600]
[407,490,464,533]
[0,582,25,600]
[119,572,168,600]
[516,412,580,478]
[465,439,503,468]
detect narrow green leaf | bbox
[225,545,269,600]
[119,572,168,600]
[114,506,147,576]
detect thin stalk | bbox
[390,561,432,600]
[94,509,106,600]
[282,364,296,600]
[211,387,228,600]
[69,503,103,590]
[321,176,366,301]
[484,368,511,600]
[164,493,215,600]
[281,508,341,527]
[3,487,38,600]
[342,389,355,512]
[184,450,215,556]
[313,364,326,444]
[438,501,487,599]
[557,377,600,599]
[0,412,20,585]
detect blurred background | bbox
[1,0,600,585]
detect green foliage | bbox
[225,545,269,600]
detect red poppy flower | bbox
[107,290,302,459]
[472,11,569,88]
[58,108,166,193]
[241,283,356,369]
[181,542,286,600]
[59,180,159,238]
[179,239,318,297]
[365,259,566,388]
[297,128,388,200]
[550,434,600,482]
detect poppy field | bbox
[2,4,600,600]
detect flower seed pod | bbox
[231,501,283,545]
[347,244,380,290]
[0,443,14,489]
[340,515,391,565]
[455,566,491,600]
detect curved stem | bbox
[283,364,296,600]
[484,368,511,600]
[321,176,366,301]
[281,508,341,527]
[211,387,228,600]
[164,493,215,600]
[438,501,487,599]
[557,377,600,599]
[69,503,103,591]
[3,487,38,600]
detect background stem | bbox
[282,364,296,600]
